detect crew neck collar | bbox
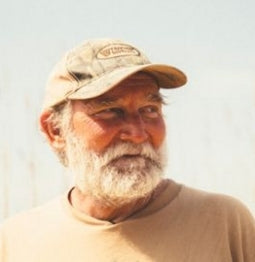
[62,179,182,226]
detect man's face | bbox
[70,73,166,152]
[65,73,167,205]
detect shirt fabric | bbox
[1,179,255,262]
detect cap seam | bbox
[64,51,81,97]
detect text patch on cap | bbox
[97,44,140,59]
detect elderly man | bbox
[1,39,255,261]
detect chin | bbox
[76,164,164,207]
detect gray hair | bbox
[45,101,73,166]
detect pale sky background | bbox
[0,0,255,221]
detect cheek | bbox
[72,115,120,152]
[148,118,166,148]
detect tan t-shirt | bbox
[1,180,255,262]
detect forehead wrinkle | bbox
[81,82,161,109]
[93,91,162,107]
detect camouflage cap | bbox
[43,38,187,109]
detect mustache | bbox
[98,142,162,169]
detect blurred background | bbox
[0,0,254,222]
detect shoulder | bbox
[179,185,253,213]
[178,185,255,227]
[169,184,255,261]
[0,196,64,236]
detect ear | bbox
[39,110,65,150]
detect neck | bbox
[69,179,168,223]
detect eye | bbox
[140,106,160,119]
[93,108,124,119]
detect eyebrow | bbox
[93,97,118,106]
[147,93,165,104]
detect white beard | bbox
[65,133,167,207]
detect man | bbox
[0,39,254,261]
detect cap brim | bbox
[67,63,187,100]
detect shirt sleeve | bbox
[227,200,255,262]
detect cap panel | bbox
[65,40,151,87]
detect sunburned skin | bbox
[70,73,166,154]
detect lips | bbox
[120,154,141,159]
[109,154,146,168]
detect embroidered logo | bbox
[97,44,140,59]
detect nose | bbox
[119,114,149,144]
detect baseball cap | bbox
[43,38,187,109]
